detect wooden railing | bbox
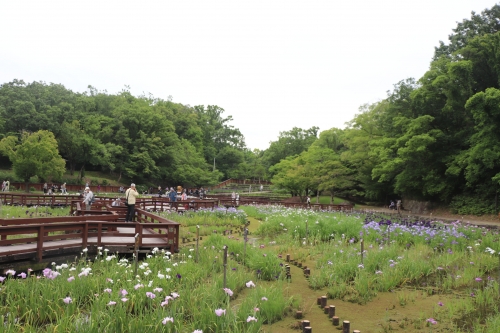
[210,178,272,190]
[134,198,218,211]
[0,193,81,206]
[217,198,353,211]
[0,208,180,263]
[135,210,179,249]
[9,182,123,193]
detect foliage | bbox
[0,130,66,190]
[263,126,319,171]
[2,3,500,207]
[449,194,496,215]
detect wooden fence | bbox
[0,208,180,264]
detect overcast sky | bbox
[0,0,497,150]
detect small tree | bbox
[0,130,66,192]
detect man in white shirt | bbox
[82,187,94,211]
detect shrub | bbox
[101,179,109,185]
[449,194,495,215]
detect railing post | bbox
[37,225,44,262]
[97,222,102,246]
[82,222,88,249]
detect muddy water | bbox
[245,217,455,333]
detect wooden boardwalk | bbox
[0,197,183,272]
[0,193,354,272]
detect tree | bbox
[170,139,221,187]
[195,105,246,163]
[270,155,310,200]
[462,88,500,188]
[215,146,245,180]
[57,120,105,176]
[263,126,319,170]
[434,4,500,60]
[0,130,66,191]
[304,130,357,203]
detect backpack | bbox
[90,193,95,204]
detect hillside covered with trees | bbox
[1,5,500,214]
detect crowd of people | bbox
[155,186,207,200]
[42,182,68,195]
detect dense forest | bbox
[1,5,500,214]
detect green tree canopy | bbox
[0,130,66,191]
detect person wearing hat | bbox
[82,187,94,211]
[125,183,139,222]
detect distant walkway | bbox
[359,206,500,228]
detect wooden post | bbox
[223,245,228,289]
[295,311,303,319]
[332,316,339,326]
[133,232,140,277]
[37,225,44,262]
[243,228,248,266]
[301,320,310,332]
[342,320,350,333]
[286,254,290,262]
[304,327,312,333]
[195,225,200,263]
[361,238,364,264]
[320,296,327,308]
[305,220,308,244]
[328,305,336,318]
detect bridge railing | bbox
[0,193,81,206]
[0,205,181,263]
[0,220,178,263]
[135,209,180,250]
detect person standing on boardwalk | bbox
[60,183,67,195]
[82,187,94,211]
[169,187,177,202]
[125,183,139,222]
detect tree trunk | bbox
[330,190,334,204]
[24,181,30,193]
[70,163,76,176]
[316,189,320,203]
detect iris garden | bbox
[1,205,500,332]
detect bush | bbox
[29,175,40,183]
[90,179,99,186]
[449,194,496,215]
[101,179,109,185]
